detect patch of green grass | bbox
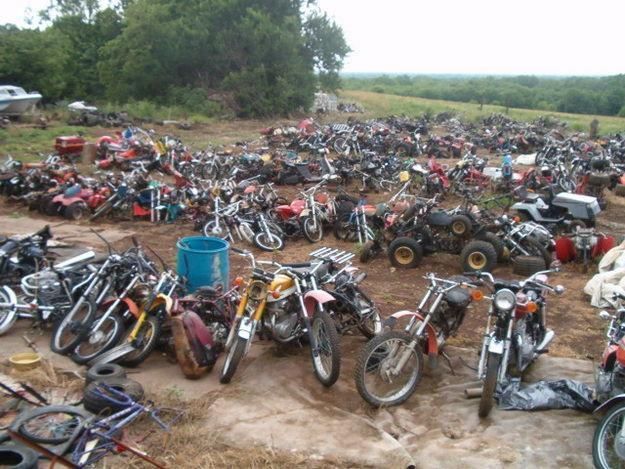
[0,125,98,162]
[340,90,625,135]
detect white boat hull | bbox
[0,95,42,114]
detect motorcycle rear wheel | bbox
[355,331,423,407]
[478,352,501,418]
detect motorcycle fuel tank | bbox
[267,274,296,303]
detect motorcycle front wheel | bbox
[478,352,501,418]
[355,331,423,407]
[302,217,323,243]
[310,311,341,387]
[253,231,284,251]
[220,336,247,384]
[71,311,126,365]
[118,316,161,367]
[50,300,96,355]
[593,402,625,469]
[203,220,228,239]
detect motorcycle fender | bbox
[150,294,173,313]
[100,298,140,319]
[602,345,618,368]
[488,338,504,354]
[303,290,335,316]
[299,209,311,218]
[594,394,625,414]
[238,316,254,340]
[384,311,438,356]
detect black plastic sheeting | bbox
[497,378,597,412]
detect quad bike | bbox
[387,196,497,272]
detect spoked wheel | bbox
[593,402,625,469]
[220,336,247,384]
[310,311,341,387]
[118,316,161,367]
[18,406,88,445]
[0,288,18,335]
[71,312,126,365]
[302,217,323,243]
[50,301,96,355]
[478,352,501,418]
[355,331,423,407]
[203,220,228,239]
[354,290,383,338]
[253,231,284,251]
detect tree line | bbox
[0,0,350,117]
[343,74,625,117]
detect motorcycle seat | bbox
[196,285,221,297]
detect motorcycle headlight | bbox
[494,289,516,311]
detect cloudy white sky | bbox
[1,0,623,76]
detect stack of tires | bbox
[82,363,144,415]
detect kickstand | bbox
[441,351,455,376]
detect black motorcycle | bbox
[0,225,53,285]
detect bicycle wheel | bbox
[18,405,88,445]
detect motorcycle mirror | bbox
[554,285,565,295]
[599,310,612,320]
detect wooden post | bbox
[82,143,97,165]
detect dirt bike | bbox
[310,247,382,338]
[468,267,564,418]
[220,248,341,387]
[592,293,625,468]
[354,273,483,407]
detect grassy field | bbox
[340,90,625,135]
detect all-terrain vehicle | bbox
[511,185,601,230]
[387,197,499,272]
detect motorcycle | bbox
[0,225,52,286]
[220,248,341,386]
[310,247,383,338]
[354,273,483,407]
[469,267,564,418]
[592,294,625,468]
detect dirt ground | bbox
[1,120,622,467]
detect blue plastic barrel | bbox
[176,236,229,293]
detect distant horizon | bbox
[340,72,621,79]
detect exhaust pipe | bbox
[536,329,555,352]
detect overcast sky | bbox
[1,0,623,76]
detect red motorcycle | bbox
[592,295,625,468]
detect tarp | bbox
[584,240,625,307]
[515,153,537,165]
[498,378,596,412]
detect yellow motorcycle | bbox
[220,248,341,386]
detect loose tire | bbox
[0,444,38,469]
[478,352,501,418]
[220,336,247,384]
[460,240,498,273]
[118,316,161,367]
[593,402,625,469]
[83,378,144,414]
[85,363,127,385]
[355,331,423,407]
[388,237,423,269]
[310,311,341,387]
[512,255,546,276]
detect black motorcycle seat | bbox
[196,285,221,297]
